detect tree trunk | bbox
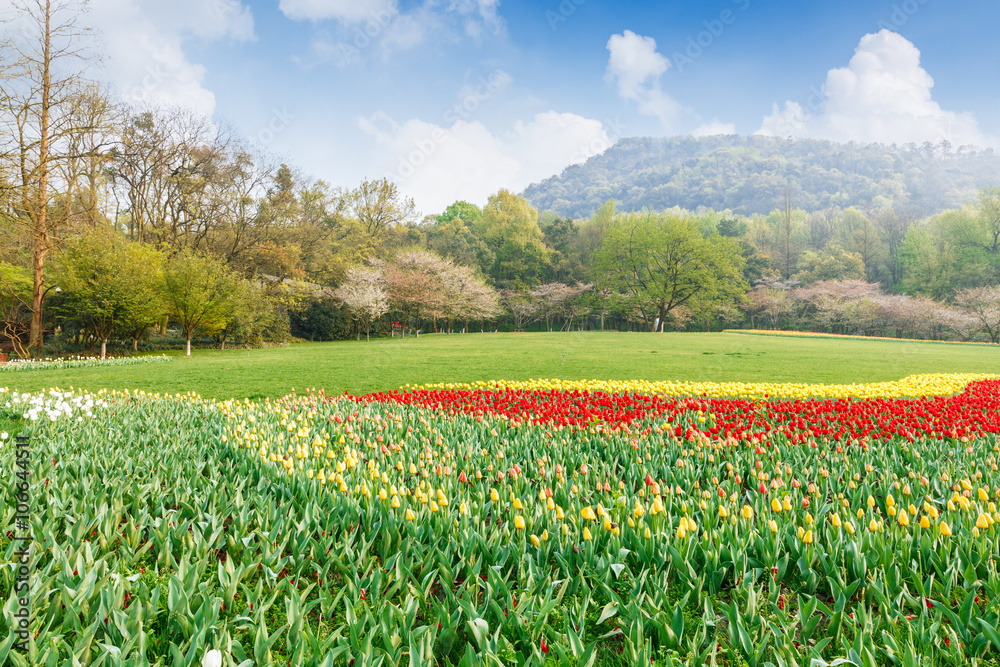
[133,337,138,351]
[160,316,167,336]
[29,3,54,357]
[100,339,106,359]
[186,337,191,356]
[30,251,47,356]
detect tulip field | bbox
[6,372,1000,666]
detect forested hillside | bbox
[523,135,1000,218]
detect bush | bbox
[290,299,355,341]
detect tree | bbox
[54,227,163,357]
[0,0,101,355]
[955,286,1000,344]
[474,189,550,287]
[436,200,481,226]
[335,265,388,341]
[379,249,449,336]
[345,177,416,246]
[163,250,239,355]
[595,212,747,332]
[438,264,500,332]
[0,261,33,357]
[793,242,865,283]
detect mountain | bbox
[522,135,1000,218]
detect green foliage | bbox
[596,212,747,330]
[794,242,865,284]
[53,227,165,356]
[290,299,356,341]
[163,250,241,351]
[524,136,1000,218]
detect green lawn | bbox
[2,331,999,400]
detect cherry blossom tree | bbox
[335,266,388,341]
[956,286,1000,343]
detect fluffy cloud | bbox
[283,0,504,64]
[358,110,610,215]
[758,30,985,147]
[85,0,255,116]
[692,119,736,137]
[605,30,684,129]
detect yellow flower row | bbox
[723,329,997,347]
[412,373,998,400]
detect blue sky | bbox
[66,0,1000,215]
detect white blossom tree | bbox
[335,266,388,341]
[956,286,1000,343]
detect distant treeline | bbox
[523,135,1000,219]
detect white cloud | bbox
[278,0,395,23]
[85,0,255,116]
[758,29,986,147]
[605,30,683,129]
[359,110,609,215]
[692,119,736,137]
[283,0,503,64]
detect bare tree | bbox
[955,286,1000,344]
[0,0,100,355]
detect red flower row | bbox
[357,380,1000,442]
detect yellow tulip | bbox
[897,511,909,527]
[771,498,781,513]
[490,489,500,502]
[530,534,540,547]
[405,508,416,521]
[830,513,842,528]
[803,530,813,544]
[581,506,597,521]
[869,518,879,532]
[980,488,990,502]
[977,513,989,530]
[845,521,855,535]
[583,527,592,541]
[768,519,778,533]
[514,515,525,530]
[940,521,952,536]
[919,515,930,529]
[741,505,753,520]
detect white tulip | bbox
[203,649,223,667]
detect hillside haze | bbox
[523,135,1000,218]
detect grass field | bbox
[6,333,1000,665]
[2,331,1000,399]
